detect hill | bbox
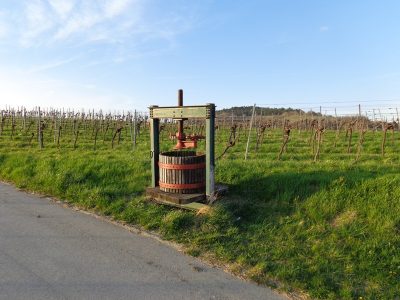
[217,106,306,117]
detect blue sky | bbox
[0,0,400,115]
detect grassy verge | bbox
[0,129,399,299]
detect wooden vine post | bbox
[346,121,355,153]
[217,124,238,160]
[334,108,340,147]
[38,107,43,149]
[134,110,137,148]
[111,123,123,149]
[10,110,15,140]
[382,123,395,157]
[277,120,291,160]
[0,110,4,136]
[23,108,26,131]
[314,123,324,162]
[310,119,318,153]
[92,120,99,150]
[245,104,256,160]
[356,123,366,161]
[355,105,365,160]
[128,113,134,150]
[255,124,267,151]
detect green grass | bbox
[0,125,399,299]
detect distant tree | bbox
[217,106,315,117]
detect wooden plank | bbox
[151,106,208,119]
[152,198,208,211]
[146,187,206,206]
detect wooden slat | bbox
[159,151,205,194]
[151,106,208,119]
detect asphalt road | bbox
[0,182,284,300]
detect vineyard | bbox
[0,105,399,299]
[0,105,399,159]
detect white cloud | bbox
[2,0,197,63]
[103,0,136,18]
[47,0,76,19]
[53,8,102,40]
[20,0,55,46]
[15,0,191,48]
[0,1,201,111]
[16,0,145,44]
[24,56,80,74]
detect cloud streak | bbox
[19,0,141,46]
[24,56,80,74]
[20,0,55,46]
[4,0,193,63]
[47,0,76,19]
[104,0,136,18]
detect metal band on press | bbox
[158,162,205,170]
[159,182,205,189]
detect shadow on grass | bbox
[220,167,395,226]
